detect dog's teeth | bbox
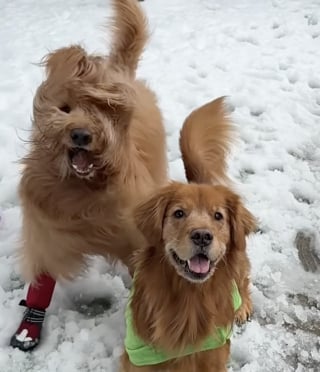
[71,163,94,175]
[72,164,88,174]
[187,260,191,267]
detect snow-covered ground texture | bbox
[1,0,320,371]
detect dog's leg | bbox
[198,343,230,372]
[10,273,56,351]
[234,253,253,324]
[235,275,253,324]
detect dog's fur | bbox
[19,0,167,281]
[180,97,235,186]
[120,98,256,372]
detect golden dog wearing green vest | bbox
[119,98,256,371]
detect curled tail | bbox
[109,0,148,75]
[179,97,235,185]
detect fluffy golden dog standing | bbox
[120,98,256,371]
[10,0,167,351]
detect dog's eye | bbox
[59,105,71,113]
[214,212,223,221]
[173,209,185,219]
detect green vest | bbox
[125,280,242,367]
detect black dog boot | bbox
[10,300,46,351]
[10,273,56,351]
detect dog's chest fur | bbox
[20,169,146,277]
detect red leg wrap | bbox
[10,273,56,351]
[26,273,56,309]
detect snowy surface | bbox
[1,0,320,371]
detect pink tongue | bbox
[188,255,210,274]
[72,150,89,170]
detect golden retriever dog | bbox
[10,0,167,351]
[120,98,256,371]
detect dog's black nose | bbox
[70,128,92,147]
[190,229,213,247]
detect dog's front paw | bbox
[235,299,253,325]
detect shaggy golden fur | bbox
[19,0,167,281]
[180,97,235,186]
[120,98,256,371]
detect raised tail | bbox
[109,0,148,75]
[179,97,235,185]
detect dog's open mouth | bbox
[68,148,94,176]
[170,250,215,282]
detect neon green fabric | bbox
[124,280,242,367]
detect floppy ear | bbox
[227,192,257,251]
[134,185,174,246]
[41,45,92,79]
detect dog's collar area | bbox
[124,280,242,367]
